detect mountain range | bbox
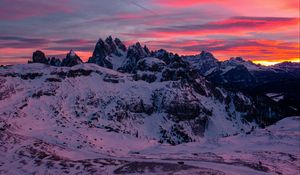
[0,36,299,174]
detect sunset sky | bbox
[0,0,299,65]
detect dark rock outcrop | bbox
[136,57,166,72]
[49,57,61,66]
[88,39,113,69]
[61,50,83,67]
[118,42,150,73]
[30,50,48,64]
[114,38,127,52]
[88,36,127,69]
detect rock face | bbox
[114,38,127,52]
[118,42,150,73]
[136,57,166,72]
[184,51,219,75]
[49,57,61,66]
[88,36,127,69]
[29,50,61,66]
[31,50,48,64]
[61,50,83,67]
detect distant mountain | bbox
[61,50,83,67]
[87,36,127,69]
[183,51,300,113]
[184,52,299,87]
[2,42,289,145]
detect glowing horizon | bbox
[0,0,299,66]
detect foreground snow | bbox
[0,116,299,174]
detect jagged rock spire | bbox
[118,42,151,73]
[61,49,83,67]
[88,36,127,69]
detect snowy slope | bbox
[0,63,298,174]
[0,63,260,143]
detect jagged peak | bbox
[131,42,142,49]
[199,51,216,59]
[105,36,114,45]
[97,38,104,43]
[69,49,76,57]
[114,37,122,43]
[229,57,246,62]
[114,37,127,52]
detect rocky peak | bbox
[118,42,151,73]
[230,57,246,62]
[31,50,48,64]
[88,38,112,69]
[69,49,76,57]
[114,38,127,52]
[49,57,61,66]
[61,50,83,67]
[199,51,217,61]
[88,36,127,69]
[127,42,150,59]
[105,36,117,54]
[152,49,176,65]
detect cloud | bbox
[0,36,95,49]
[0,0,76,20]
[144,38,300,61]
[127,17,299,37]
[0,1,299,65]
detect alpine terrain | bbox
[0,37,299,175]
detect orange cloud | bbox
[127,17,299,38]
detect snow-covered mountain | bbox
[1,37,299,174]
[184,51,299,87]
[184,51,300,114]
[1,63,299,174]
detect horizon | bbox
[0,0,299,65]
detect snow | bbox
[0,63,299,174]
[266,93,284,102]
[70,49,76,57]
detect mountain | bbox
[88,36,126,69]
[0,63,299,174]
[184,52,299,87]
[29,50,82,67]
[0,37,299,174]
[184,51,300,113]
[61,50,83,67]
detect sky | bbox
[0,0,299,65]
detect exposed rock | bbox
[134,72,157,83]
[88,36,127,69]
[30,50,48,64]
[136,57,166,72]
[49,57,61,66]
[183,51,219,75]
[61,50,83,67]
[152,49,176,65]
[114,38,127,52]
[88,38,113,69]
[118,42,150,73]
